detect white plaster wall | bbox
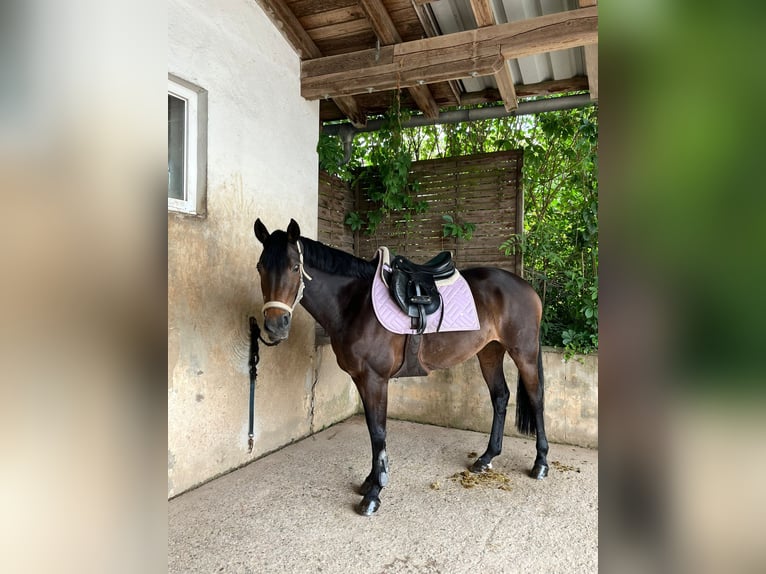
[168,0,356,498]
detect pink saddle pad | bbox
[371,247,480,335]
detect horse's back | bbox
[461,266,542,328]
[461,266,540,301]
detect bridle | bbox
[261,239,313,316]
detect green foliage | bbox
[343,93,428,235]
[499,104,598,356]
[317,132,355,182]
[442,214,476,240]
[320,98,598,355]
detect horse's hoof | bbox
[359,477,374,496]
[357,495,380,516]
[470,460,492,474]
[530,463,549,479]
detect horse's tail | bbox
[515,340,544,436]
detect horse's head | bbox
[253,218,306,343]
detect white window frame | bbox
[168,75,207,215]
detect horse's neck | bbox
[299,267,358,335]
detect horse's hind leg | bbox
[354,372,390,516]
[471,342,510,473]
[513,344,549,479]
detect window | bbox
[168,75,207,214]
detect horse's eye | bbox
[292,264,300,273]
[256,262,262,273]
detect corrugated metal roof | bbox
[429,0,585,96]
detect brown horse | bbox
[253,218,548,515]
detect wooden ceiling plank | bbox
[306,18,372,41]
[298,6,365,29]
[290,0,359,19]
[358,0,440,118]
[303,6,597,99]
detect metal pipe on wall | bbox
[322,93,595,163]
[322,93,594,137]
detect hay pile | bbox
[447,469,513,492]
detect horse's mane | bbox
[300,236,377,279]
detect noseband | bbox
[262,240,313,316]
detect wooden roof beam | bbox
[301,6,598,100]
[255,0,367,127]
[358,0,440,118]
[469,0,517,111]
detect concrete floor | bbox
[169,416,598,573]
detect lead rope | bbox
[247,316,279,453]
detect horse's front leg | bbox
[354,372,389,516]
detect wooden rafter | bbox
[583,44,598,100]
[579,0,598,100]
[469,0,494,28]
[357,0,440,118]
[357,0,399,45]
[469,0,517,111]
[409,0,463,105]
[254,0,366,127]
[255,0,321,59]
[460,76,590,106]
[301,7,598,100]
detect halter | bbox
[262,240,313,316]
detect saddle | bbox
[388,251,456,334]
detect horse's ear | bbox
[286,219,301,243]
[254,219,270,243]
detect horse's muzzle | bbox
[263,310,291,342]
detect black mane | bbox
[300,237,377,279]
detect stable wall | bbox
[168,0,358,498]
[387,348,598,448]
[318,345,598,449]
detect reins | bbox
[247,315,279,453]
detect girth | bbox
[388,251,456,334]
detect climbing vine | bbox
[346,93,428,234]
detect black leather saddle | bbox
[388,251,456,334]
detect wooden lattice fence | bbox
[318,149,523,274]
[318,170,355,252]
